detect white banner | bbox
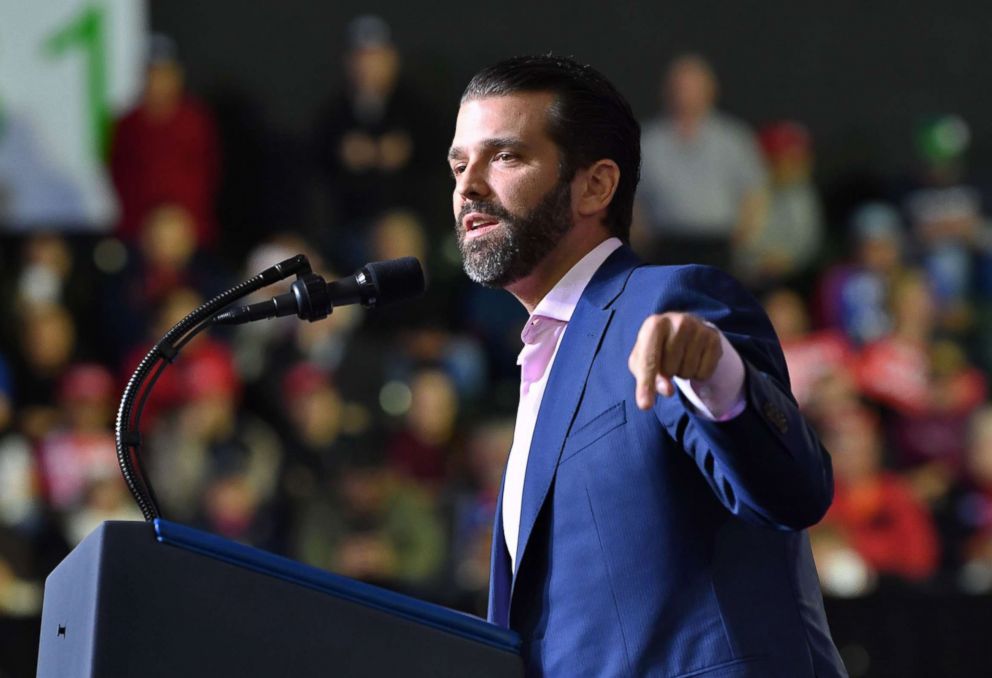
[0,0,146,230]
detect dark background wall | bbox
[150,0,992,186]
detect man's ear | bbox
[574,159,621,219]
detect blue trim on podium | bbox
[153,519,520,653]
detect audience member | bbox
[764,287,854,410]
[368,209,428,269]
[312,15,435,262]
[816,202,907,346]
[811,406,940,593]
[230,240,374,430]
[803,367,864,434]
[386,367,460,491]
[148,341,281,538]
[109,34,220,247]
[858,271,986,419]
[902,115,990,336]
[934,406,992,588]
[106,204,231,355]
[9,234,99,356]
[0,354,67,612]
[120,287,235,427]
[231,234,328,384]
[360,209,456,332]
[276,361,368,521]
[0,357,35,535]
[736,121,824,285]
[294,450,446,593]
[34,363,141,544]
[635,53,768,269]
[856,270,941,416]
[15,234,75,308]
[13,302,78,441]
[35,364,117,510]
[857,272,986,506]
[938,407,992,591]
[197,461,274,547]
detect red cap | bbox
[759,121,811,159]
[282,362,332,401]
[59,364,116,403]
[183,347,241,400]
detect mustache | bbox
[456,200,515,227]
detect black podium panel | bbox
[37,521,523,677]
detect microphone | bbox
[214,257,425,325]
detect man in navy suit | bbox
[447,55,847,677]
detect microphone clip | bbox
[291,272,332,322]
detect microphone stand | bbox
[114,254,312,522]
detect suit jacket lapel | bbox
[488,473,511,626]
[509,245,641,601]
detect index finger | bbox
[629,315,672,410]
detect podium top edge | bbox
[152,518,522,654]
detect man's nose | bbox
[457,161,491,200]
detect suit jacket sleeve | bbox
[650,264,834,530]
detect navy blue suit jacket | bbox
[488,246,847,677]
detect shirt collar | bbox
[531,237,622,323]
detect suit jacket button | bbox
[762,402,788,434]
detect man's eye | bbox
[451,164,466,176]
[495,152,516,162]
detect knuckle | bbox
[713,332,724,353]
[638,316,659,338]
[680,320,698,341]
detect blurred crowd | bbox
[636,54,992,600]
[3,19,992,670]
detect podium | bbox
[36,520,523,677]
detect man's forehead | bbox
[453,92,556,139]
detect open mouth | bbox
[464,213,501,237]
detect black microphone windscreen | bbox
[363,257,426,307]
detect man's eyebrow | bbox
[446,137,527,161]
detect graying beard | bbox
[460,228,521,287]
[458,180,573,288]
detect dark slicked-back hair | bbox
[462,55,640,241]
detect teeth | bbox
[469,219,496,231]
